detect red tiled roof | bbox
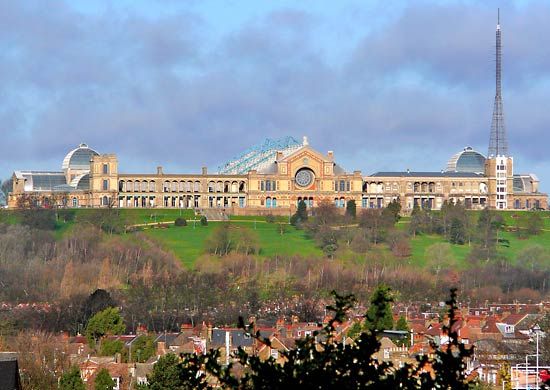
[482,318,500,333]
[501,313,527,326]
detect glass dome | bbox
[445,147,486,174]
[62,143,99,171]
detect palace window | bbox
[336,180,350,192]
[102,164,109,174]
[261,180,276,192]
[72,197,78,207]
[102,179,109,191]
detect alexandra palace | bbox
[6,17,548,213]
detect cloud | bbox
[0,0,549,195]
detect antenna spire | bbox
[488,9,508,157]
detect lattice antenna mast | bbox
[488,8,509,157]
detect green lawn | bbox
[229,215,289,223]
[143,222,322,268]
[409,234,472,268]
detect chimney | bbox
[157,341,166,356]
[115,352,122,363]
[157,166,163,175]
[276,151,283,160]
[207,324,213,342]
[202,167,208,175]
[225,331,230,365]
[327,151,334,160]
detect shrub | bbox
[265,214,276,223]
[200,216,208,226]
[174,217,187,227]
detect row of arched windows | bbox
[207,181,246,193]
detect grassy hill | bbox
[144,221,322,268]
[2,208,549,270]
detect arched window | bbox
[72,197,78,207]
[171,181,178,192]
[266,197,272,208]
[208,181,215,192]
[119,181,126,192]
[194,181,201,192]
[149,180,156,192]
[102,196,109,206]
[141,181,148,192]
[272,198,277,208]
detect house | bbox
[0,352,22,390]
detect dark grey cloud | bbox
[0,1,549,194]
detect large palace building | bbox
[6,17,548,213]
[6,137,547,213]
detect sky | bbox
[1,0,549,193]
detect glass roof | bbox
[62,143,99,170]
[445,147,486,174]
[70,173,90,190]
[29,173,67,191]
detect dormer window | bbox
[504,325,514,334]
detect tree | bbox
[174,217,187,226]
[313,200,339,225]
[76,209,126,234]
[476,208,504,261]
[364,285,394,332]
[1,177,12,197]
[144,353,186,389]
[358,209,390,244]
[85,307,125,347]
[205,223,232,256]
[130,335,156,363]
[94,368,115,390]
[100,339,124,356]
[83,289,117,324]
[345,200,356,220]
[526,212,544,236]
[426,243,455,276]
[144,289,473,389]
[21,209,57,230]
[291,200,308,226]
[387,230,411,257]
[395,315,409,331]
[200,216,208,226]
[382,199,401,224]
[449,217,466,245]
[59,366,85,390]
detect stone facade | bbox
[7,142,548,212]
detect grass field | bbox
[2,208,549,269]
[143,222,322,268]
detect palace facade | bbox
[7,139,547,214]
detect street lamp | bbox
[533,324,542,389]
